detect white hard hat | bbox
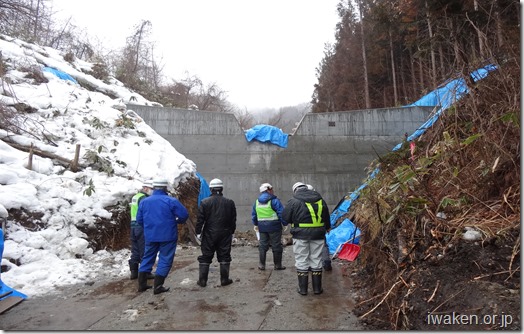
[209,178,223,189]
[142,180,153,188]
[152,178,169,187]
[292,182,307,193]
[259,183,272,193]
[306,184,314,191]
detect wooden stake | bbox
[71,144,80,172]
[27,143,34,170]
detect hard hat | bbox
[292,182,306,193]
[142,180,153,188]
[259,183,272,193]
[152,178,169,187]
[209,178,223,189]
[306,184,314,191]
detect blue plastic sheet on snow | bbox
[43,67,78,84]
[196,172,211,206]
[0,228,27,301]
[327,64,497,255]
[245,124,289,148]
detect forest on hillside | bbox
[311,0,520,112]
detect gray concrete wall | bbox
[129,105,434,231]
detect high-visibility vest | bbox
[130,192,146,221]
[296,199,324,228]
[255,200,278,221]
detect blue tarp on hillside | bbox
[0,228,27,301]
[245,124,289,148]
[196,172,211,206]
[327,64,498,255]
[43,67,78,84]
[392,64,497,151]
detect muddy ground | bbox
[2,231,520,331]
[1,237,365,331]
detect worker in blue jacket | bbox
[136,178,189,295]
[252,183,288,271]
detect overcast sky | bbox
[50,0,341,111]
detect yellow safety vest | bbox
[255,200,278,221]
[130,192,146,222]
[296,199,324,228]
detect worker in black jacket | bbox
[283,182,330,295]
[195,178,237,287]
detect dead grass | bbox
[348,61,520,329]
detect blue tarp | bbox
[0,228,27,301]
[43,67,78,84]
[245,124,289,148]
[392,64,497,151]
[326,218,361,255]
[327,64,498,255]
[196,172,211,206]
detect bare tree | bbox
[233,107,255,130]
[356,0,370,109]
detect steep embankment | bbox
[347,63,520,330]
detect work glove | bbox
[253,226,259,232]
[197,234,201,241]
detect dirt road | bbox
[1,243,364,330]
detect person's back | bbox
[283,182,329,296]
[284,186,329,241]
[196,178,237,287]
[252,183,287,270]
[136,178,189,295]
[199,194,236,235]
[128,181,153,280]
[139,191,188,242]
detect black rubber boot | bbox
[312,269,323,295]
[146,272,155,279]
[137,272,152,292]
[153,275,170,295]
[129,263,139,280]
[197,263,210,287]
[323,260,332,272]
[258,250,266,270]
[273,252,286,270]
[220,262,233,286]
[297,270,308,295]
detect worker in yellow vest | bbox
[283,182,330,295]
[129,180,154,280]
[252,183,288,270]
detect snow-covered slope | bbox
[0,34,196,297]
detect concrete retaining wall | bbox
[129,104,434,231]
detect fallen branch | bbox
[427,280,440,303]
[507,236,520,279]
[359,280,402,319]
[430,288,465,314]
[355,293,384,307]
[474,268,519,280]
[1,139,84,170]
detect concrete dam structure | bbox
[130,105,434,231]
